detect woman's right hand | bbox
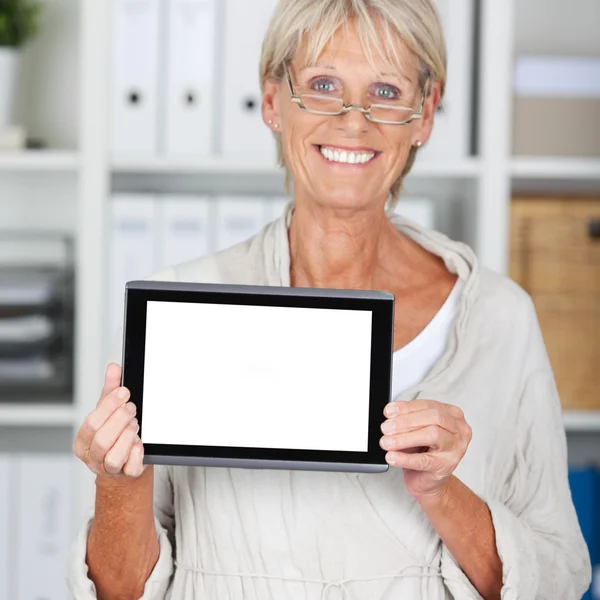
[73,362,148,480]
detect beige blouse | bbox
[66,208,592,599]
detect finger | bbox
[98,363,123,406]
[103,419,140,475]
[380,425,451,453]
[385,450,448,474]
[123,439,145,478]
[74,386,132,460]
[87,402,138,473]
[384,399,439,418]
[381,408,459,436]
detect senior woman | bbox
[68,0,591,598]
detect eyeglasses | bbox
[283,63,428,126]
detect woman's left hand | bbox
[380,400,472,502]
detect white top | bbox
[67,208,591,600]
[391,279,464,400]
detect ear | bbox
[412,80,442,147]
[262,77,282,130]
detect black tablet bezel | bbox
[122,281,394,471]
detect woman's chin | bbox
[309,190,380,212]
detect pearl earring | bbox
[414,140,423,148]
[274,123,280,129]
[268,120,273,124]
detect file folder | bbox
[214,196,269,252]
[421,0,474,159]
[0,454,10,600]
[221,0,279,160]
[157,195,212,268]
[111,0,161,155]
[391,197,435,230]
[15,454,74,600]
[568,467,600,600]
[164,0,217,155]
[108,195,158,340]
[265,196,290,222]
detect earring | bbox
[274,123,280,129]
[268,120,273,124]
[414,140,423,148]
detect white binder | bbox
[164,0,216,155]
[108,195,158,340]
[421,0,474,159]
[214,196,269,252]
[0,454,10,600]
[391,197,435,230]
[111,0,161,156]
[157,195,212,268]
[221,0,279,160]
[15,454,74,600]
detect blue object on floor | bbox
[568,467,600,600]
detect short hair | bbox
[260,0,447,208]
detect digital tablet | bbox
[121,280,394,473]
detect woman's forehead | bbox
[292,30,419,82]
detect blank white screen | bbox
[142,301,373,452]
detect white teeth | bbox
[319,146,376,164]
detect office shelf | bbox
[0,403,76,427]
[111,156,482,178]
[563,410,600,433]
[0,151,80,172]
[511,157,600,180]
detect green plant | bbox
[0,0,42,48]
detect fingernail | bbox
[384,403,399,417]
[129,417,138,428]
[117,388,129,400]
[126,402,136,414]
[381,420,394,434]
[380,436,393,449]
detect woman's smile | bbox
[313,144,381,167]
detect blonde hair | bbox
[259,0,447,208]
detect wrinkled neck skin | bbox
[288,197,428,293]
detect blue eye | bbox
[311,78,336,94]
[372,83,401,100]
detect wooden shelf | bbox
[0,403,76,427]
[563,410,600,432]
[0,151,80,172]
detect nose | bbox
[334,105,370,136]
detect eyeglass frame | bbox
[283,62,429,126]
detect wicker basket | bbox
[510,197,600,410]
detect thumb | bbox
[98,362,123,406]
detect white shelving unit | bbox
[112,156,483,178]
[512,157,600,180]
[1,0,599,531]
[0,150,80,172]
[0,404,76,427]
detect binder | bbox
[221,0,279,160]
[111,0,161,155]
[0,454,10,600]
[156,195,211,269]
[265,196,290,223]
[568,467,600,600]
[15,454,74,600]
[391,197,435,230]
[214,196,269,252]
[108,194,158,340]
[164,0,216,156]
[421,0,474,159]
